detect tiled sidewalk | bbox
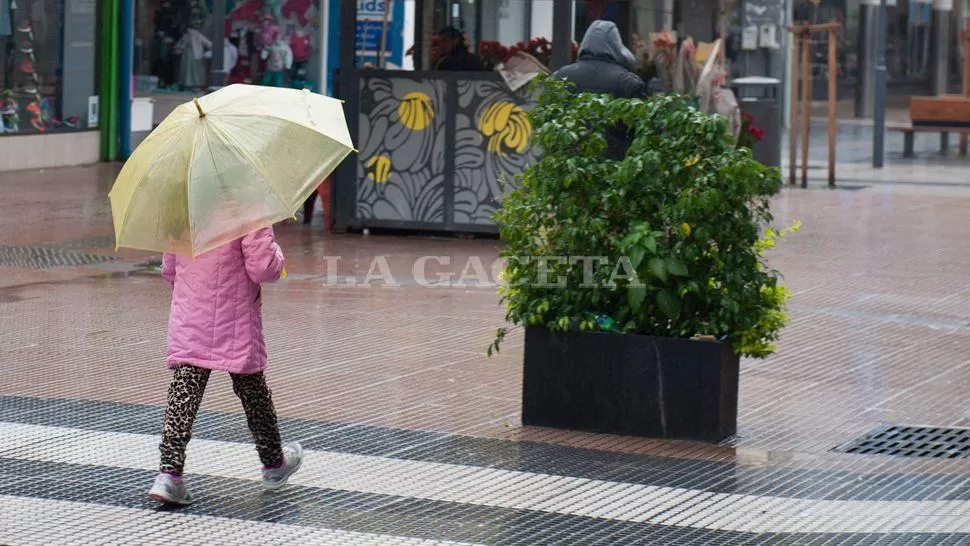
[1,164,969,544]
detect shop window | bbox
[0,0,96,134]
[133,0,323,95]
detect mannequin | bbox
[1,91,20,132]
[288,26,311,83]
[175,16,212,89]
[152,0,180,87]
[224,37,239,74]
[258,15,280,50]
[260,36,292,87]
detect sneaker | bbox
[19,42,32,55]
[22,85,36,95]
[63,116,79,128]
[148,473,194,505]
[261,441,303,490]
[20,58,33,74]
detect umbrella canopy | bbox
[109,84,354,257]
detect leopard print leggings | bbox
[159,364,284,475]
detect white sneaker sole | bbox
[262,449,304,490]
[148,489,194,506]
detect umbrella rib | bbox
[185,121,203,256]
[112,122,193,251]
[216,112,354,151]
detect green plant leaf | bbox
[647,257,667,282]
[628,283,647,312]
[656,289,681,320]
[666,258,689,277]
[629,248,646,269]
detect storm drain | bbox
[838,425,970,459]
[0,246,117,269]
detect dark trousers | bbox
[159,364,283,475]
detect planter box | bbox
[522,327,740,442]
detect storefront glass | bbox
[133,0,322,94]
[0,0,96,134]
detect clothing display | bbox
[176,28,211,88]
[260,69,283,87]
[224,38,238,72]
[260,39,292,74]
[289,31,310,62]
[139,0,321,93]
[258,16,279,49]
[281,0,311,27]
[151,0,181,87]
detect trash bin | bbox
[732,76,782,168]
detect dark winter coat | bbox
[550,21,648,160]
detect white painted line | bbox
[0,494,480,545]
[0,423,968,534]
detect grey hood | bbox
[577,20,636,70]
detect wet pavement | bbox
[1,163,969,544]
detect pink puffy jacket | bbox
[161,227,285,374]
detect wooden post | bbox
[827,25,837,187]
[378,0,392,68]
[789,26,801,186]
[800,28,812,188]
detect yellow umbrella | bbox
[109,84,355,257]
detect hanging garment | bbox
[289,32,310,63]
[281,0,311,26]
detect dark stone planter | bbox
[522,327,740,442]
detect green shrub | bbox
[489,76,796,359]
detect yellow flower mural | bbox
[398,92,434,131]
[366,155,392,184]
[479,102,531,156]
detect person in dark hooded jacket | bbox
[551,20,648,159]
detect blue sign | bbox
[356,0,405,68]
[356,21,385,53]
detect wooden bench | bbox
[887,124,970,158]
[889,96,970,158]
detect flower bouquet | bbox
[737,112,765,150]
[673,38,697,94]
[650,31,678,92]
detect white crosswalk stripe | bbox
[1,422,968,534]
[1,495,481,545]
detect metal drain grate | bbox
[0,246,117,269]
[838,425,970,459]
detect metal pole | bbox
[209,0,226,88]
[551,0,571,70]
[119,0,133,159]
[108,0,120,161]
[789,27,800,186]
[931,0,952,96]
[827,25,837,187]
[873,0,887,168]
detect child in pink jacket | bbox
[149,227,303,505]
